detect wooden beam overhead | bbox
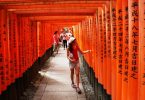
[31,19,84,22]
[5,3,103,15]
[18,13,94,17]
[5,3,103,9]
[13,9,96,14]
[0,0,108,5]
[0,0,108,25]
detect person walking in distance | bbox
[67,37,91,94]
[53,31,59,54]
[61,32,68,50]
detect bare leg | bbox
[75,64,80,88]
[75,63,81,94]
[70,68,74,84]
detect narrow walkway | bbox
[33,48,86,100]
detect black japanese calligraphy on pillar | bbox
[130,1,139,79]
[141,1,145,86]
[106,10,111,58]
[9,13,15,82]
[103,10,107,58]
[143,1,145,85]
[0,9,3,94]
[102,7,107,88]
[97,8,104,83]
[123,6,129,82]
[93,14,98,76]
[30,21,34,62]
[117,8,123,75]
[105,4,111,94]
[139,0,145,89]
[1,9,10,91]
[110,1,117,100]
[112,7,117,60]
[31,21,37,62]
[18,16,23,76]
[18,17,25,76]
[99,11,103,64]
[14,15,19,78]
[88,18,92,65]
[93,14,97,58]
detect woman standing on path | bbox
[67,37,91,94]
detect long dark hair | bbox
[54,31,58,34]
[68,40,76,53]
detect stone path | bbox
[32,48,86,100]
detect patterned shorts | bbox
[69,60,79,69]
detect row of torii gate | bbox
[0,0,145,100]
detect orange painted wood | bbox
[138,0,145,100]
[8,13,20,82]
[17,16,21,77]
[121,0,129,100]
[0,9,3,94]
[17,16,24,77]
[91,16,96,72]
[30,21,37,62]
[128,0,139,100]
[1,1,144,99]
[93,13,99,79]
[95,12,100,80]
[87,18,93,68]
[98,7,103,84]
[37,21,41,57]
[6,3,103,9]
[84,20,89,65]
[82,20,87,63]
[102,7,107,89]
[22,17,31,70]
[14,9,96,15]
[105,2,112,95]
[116,0,123,100]
[110,0,117,100]
[44,23,52,49]
[14,14,20,78]
[0,9,10,92]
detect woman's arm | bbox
[66,48,70,59]
[82,50,91,54]
[77,45,91,54]
[67,48,76,62]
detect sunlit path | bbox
[33,48,86,100]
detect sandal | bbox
[76,87,82,94]
[71,84,76,88]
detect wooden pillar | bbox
[0,9,10,94]
[116,0,123,100]
[98,7,104,84]
[110,1,117,100]
[121,0,129,100]
[128,0,139,100]
[105,2,112,95]
[138,0,145,100]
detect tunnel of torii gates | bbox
[0,0,145,100]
